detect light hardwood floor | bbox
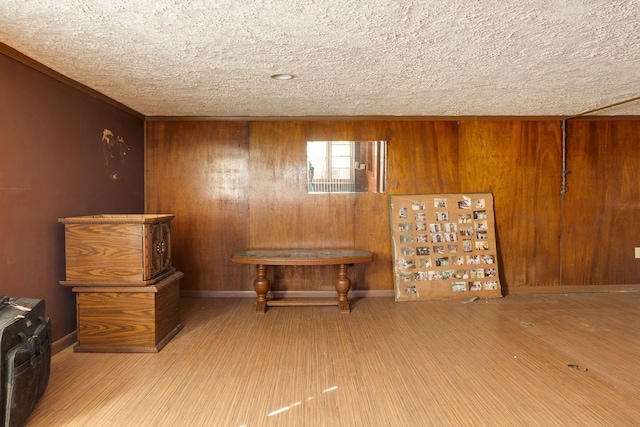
[25,292,640,426]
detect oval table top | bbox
[231,249,373,266]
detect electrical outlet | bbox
[636,247,640,258]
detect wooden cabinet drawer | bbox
[59,214,174,286]
[73,271,183,352]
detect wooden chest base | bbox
[73,272,184,353]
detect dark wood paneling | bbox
[386,121,461,194]
[144,119,639,293]
[458,121,563,288]
[361,121,461,290]
[248,122,371,291]
[561,121,640,285]
[145,121,250,291]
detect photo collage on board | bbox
[390,193,502,301]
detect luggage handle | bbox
[17,332,41,368]
[8,301,32,312]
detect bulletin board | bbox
[389,193,503,301]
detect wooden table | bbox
[231,249,373,313]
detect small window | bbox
[307,140,387,193]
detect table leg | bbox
[253,264,270,314]
[334,264,351,313]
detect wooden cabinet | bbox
[59,214,182,352]
[73,272,184,353]
[58,214,175,286]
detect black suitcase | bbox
[0,297,51,427]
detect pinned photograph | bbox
[436,211,449,221]
[398,258,416,269]
[481,254,495,264]
[473,210,487,219]
[484,281,498,290]
[471,269,485,278]
[398,222,412,232]
[475,241,490,251]
[452,282,467,292]
[460,226,473,237]
[435,257,449,267]
[404,285,417,295]
[400,234,413,244]
[401,247,415,256]
[458,196,471,209]
[434,198,447,208]
[413,272,428,281]
[428,271,443,281]
[455,270,469,279]
[419,258,432,268]
[458,214,472,224]
[416,246,430,256]
[466,255,480,265]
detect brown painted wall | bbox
[147,118,640,294]
[0,52,145,340]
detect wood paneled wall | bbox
[145,119,640,293]
[562,120,640,285]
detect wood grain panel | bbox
[59,215,174,285]
[386,121,460,194]
[144,119,638,294]
[77,291,155,347]
[63,223,144,281]
[358,121,461,290]
[561,120,640,285]
[248,121,358,291]
[155,279,181,343]
[458,121,563,288]
[145,121,250,291]
[74,272,183,352]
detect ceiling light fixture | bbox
[271,73,295,80]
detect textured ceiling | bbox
[1,0,640,117]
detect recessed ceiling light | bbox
[271,73,295,80]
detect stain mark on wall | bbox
[101,128,130,180]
